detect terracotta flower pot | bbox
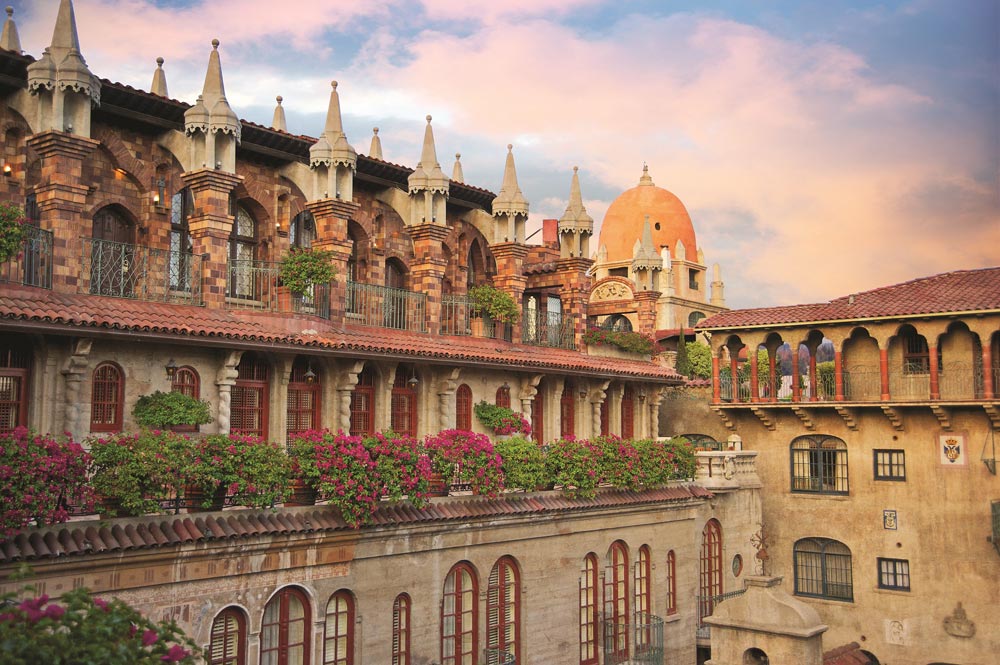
[427,473,449,497]
[284,479,318,507]
[186,485,227,512]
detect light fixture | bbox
[501,381,510,392]
[154,177,165,205]
[579,388,588,400]
[165,359,178,379]
[407,367,419,389]
[638,387,647,403]
[304,365,317,384]
[2,164,11,176]
[152,192,160,204]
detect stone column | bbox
[307,198,358,325]
[181,169,243,309]
[26,132,99,294]
[408,223,450,335]
[879,347,891,400]
[334,361,365,433]
[61,339,92,441]
[215,351,241,435]
[834,349,845,401]
[633,291,660,339]
[750,351,760,403]
[491,243,529,344]
[929,344,941,399]
[983,342,995,400]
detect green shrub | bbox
[132,391,212,430]
[494,435,546,491]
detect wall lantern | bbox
[2,164,11,176]
[579,388,588,400]
[165,359,178,379]
[501,381,510,391]
[407,368,419,389]
[638,387,647,403]
[304,366,317,384]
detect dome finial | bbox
[150,56,168,97]
[271,94,287,132]
[639,163,654,186]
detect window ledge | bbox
[794,594,854,606]
[788,492,851,501]
[663,612,682,624]
[872,587,911,596]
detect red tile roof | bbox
[698,267,1000,329]
[0,285,681,381]
[823,642,873,665]
[0,487,710,563]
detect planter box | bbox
[586,344,651,362]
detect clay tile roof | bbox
[823,642,872,665]
[0,486,707,563]
[698,267,1000,329]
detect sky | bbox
[8,0,999,310]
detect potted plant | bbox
[543,437,604,499]
[474,401,531,437]
[494,435,546,492]
[0,202,26,264]
[364,431,432,508]
[89,430,188,517]
[132,391,212,431]
[309,430,381,527]
[279,247,336,296]
[582,328,658,355]
[0,427,93,536]
[468,284,519,330]
[424,429,504,497]
[187,434,289,511]
[286,432,323,506]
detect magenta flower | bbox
[142,628,159,646]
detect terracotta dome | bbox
[598,166,696,262]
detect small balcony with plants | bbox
[225,248,333,318]
[441,284,516,341]
[522,307,576,350]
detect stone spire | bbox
[150,57,168,97]
[631,215,664,290]
[710,262,726,306]
[184,39,241,171]
[271,96,286,132]
[451,153,464,183]
[369,127,383,160]
[638,162,655,186]
[309,81,357,200]
[491,144,529,243]
[26,0,101,135]
[557,166,594,259]
[406,115,449,225]
[1,6,20,53]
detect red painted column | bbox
[712,355,721,404]
[928,345,940,399]
[880,348,891,400]
[750,351,760,403]
[808,354,818,402]
[983,343,995,400]
[768,352,777,402]
[730,353,739,401]
[834,350,845,401]
[792,355,801,402]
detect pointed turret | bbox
[369,127,383,160]
[557,166,594,258]
[491,144,529,243]
[271,96,286,132]
[407,115,449,194]
[26,0,100,135]
[452,153,464,183]
[150,57,168,97]
[1,6,21,53]
[309,81,356,200]
[631,216,664,291]
[184,40,240,171]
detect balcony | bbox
[694,449,761,491]
[82,237,202,305]
[226,258,331,318]
[345,280,426,333]
[522,309,576,350]
[602,612,664,665]
[440,293,513,341]
[0,224,52,289]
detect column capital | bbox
[26,131,99,160]
[491,242,529,261]
[306,197,359,219]
[181,167,243,193]
[408,222,450,244]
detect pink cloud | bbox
[419,0,603,22]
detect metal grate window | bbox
[232,354,268,438]
[456,384,472,431]
[794,538,853,601]
[90,362,124,432]
[791,435,849,494]
[621,386,635,439]
[561,381,575,438]
[873,449,906,481]
[877,558,910,591]
[350,366,375,437]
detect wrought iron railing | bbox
[602,612,664,664]
[521,308,575,349]
[441,293,513,341]
[0,224,52,289]
[696,588,746,639]
[345,280,426,332]
[225,258,331,318]
[82,237,202,305]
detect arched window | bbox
[350,366,375,436]
[688,311,706,328]
[91,362,124,432]
[228,205,257,299]
[601,314,632,332]
[385,259,408,330]
[495,384,511,408]
[208,607,247,665]
[260,587,311,665]
[531,389,544,444]
[171,366,200,432]
[391,367,418,438]
[232,353,268,438]
[467,239,486,288]
[621,386,635,439]
[91,206,136,297]
[456,384,472,431]
[744,648,769,665]
[560,380,575,438]
[791,435,848,494]
[579,553,599,665]
[391,594,411,665]
[169,188,194,291]
[290,211,316,249]
[699,519,723,620]
[606,541,629,659]
[635,545,652,652]
[486,556,520,664]
[442,562,478,665]
[323,590,354,665]
[794,538,853,601]
[665,550,677,615]
[898,325,929,374]
[0,336,30,434]
[288,357,321,436]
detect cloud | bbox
[419,0,603,23]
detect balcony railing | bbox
[82,237,202,305]
[440,293,513,341]
[602,612,664,664]
[0,224,52,289]
[345,280,426,332]
[694,450,761,490]
[226,258,330,318]
[522,309,575,350]
[696,588,746,640]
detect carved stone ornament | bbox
[591,280,631,302]
[942,602,976,638]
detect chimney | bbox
[543,218,559,247]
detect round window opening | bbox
[732,553,743,577]
[654,222,661,231]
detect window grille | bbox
[873,449,906,481]
[791,435,849,494]
[456,384,472,431]
[323,591,354,665]
[91,362,124,432]
[793,538,853,601]
[877,558,910,591]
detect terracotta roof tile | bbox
[0,486,708,563]
[823,642,872,665]
[699,267,1000,329]
[0,286,680,381]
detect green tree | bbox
[685,342,713,379]
[674,335,692,377]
